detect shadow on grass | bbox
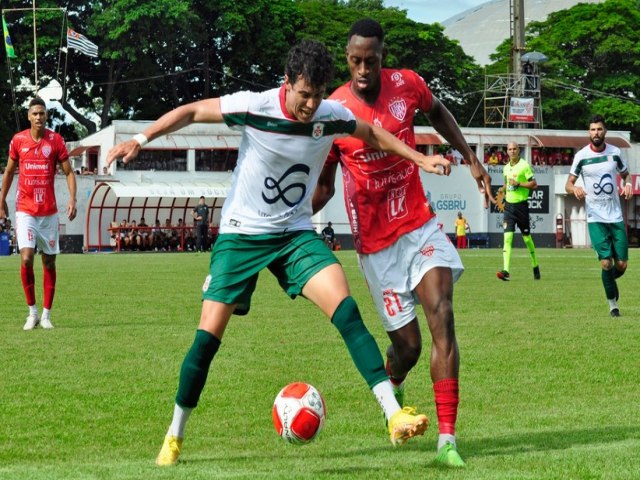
[464,425,640,458]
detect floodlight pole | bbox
[511,0,525,79]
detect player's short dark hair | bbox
[285,39,334,89]
[348,18,385,43]
[28,97,46,109]
[590,114,606,127]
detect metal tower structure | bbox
[483,0,544,128]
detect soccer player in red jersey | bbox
[0,97,77,330]
[313,19,493,467]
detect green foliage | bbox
[523,0,640,137]
[1,249,639,478]
[295,1,483,125]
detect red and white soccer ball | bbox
[272,382,327,445]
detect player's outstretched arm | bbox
[426,97,495,207]
[353,119,450,175]
[106,98,223,167]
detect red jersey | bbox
[8,128,68,216]
[327,69,436,254]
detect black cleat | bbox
[610,308,620,318]
[533,266,541,280]
[496,270,510,281]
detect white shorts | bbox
[358,217,464,332]
[15,212,60,255]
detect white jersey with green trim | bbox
[218,86,357,234]
[569,143,628,223]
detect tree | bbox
[296,0,484,126]
[488,0,640,139]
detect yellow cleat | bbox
[156,433,183,466]
[388,407,429,446]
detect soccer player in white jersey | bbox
[313,19,493,468]
[107,39,453,467]
[0,97,77,330]
[565,114,633,317]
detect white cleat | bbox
[40,316,54,329]
[23,314,40,330]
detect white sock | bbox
[372,380,401,421]
[438,433,457,451]
[169,404,192,438]
[29,305,38,316]
[42,308,51,319]
[608,299,618,311]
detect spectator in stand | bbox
[191,196,210,252]
[151,219,164,251]
[139,217,150,250]
[185,221,196,252]
[321,221,335,250]
[163,219,177,251]
[119,219,130,250]
[176,218,185,251]
[487,149,500,165]
[127,220,142,251]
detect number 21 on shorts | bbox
[383,289,403,317]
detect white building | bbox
[4,120,637,252]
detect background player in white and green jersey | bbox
[566,115,633,317]
[496,142,540,281]
[107,39,453,467]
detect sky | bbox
[384,0,490,25]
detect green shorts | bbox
[588,221,628,261]
[202,230,338,315]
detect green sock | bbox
[522,235,538,268]
[176,329,221,409]
[332,296,387,389]
[503,232,514,271]
[601,269,618,300]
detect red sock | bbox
[20,264,36,306]
[43,266,57,309]
[433,378,459,435]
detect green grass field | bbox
[1,248,639,479]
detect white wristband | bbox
[132,133,148,147]
[625,182,632,187]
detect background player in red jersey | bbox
[313,19,493,468]
[0,97,77,330]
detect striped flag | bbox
[67,28,98,57]
[3,15,16,58]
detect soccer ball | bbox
[272,382,327,444]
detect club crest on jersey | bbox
[42,144,52,158]
[388,98,407,122]
[312,122,325,139]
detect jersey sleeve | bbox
[54,132,69,163]
[8,135,19,161]
[219,90,252,131]
[523,162,535,180]
[410,70,433,113]
[613,148,628,174]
